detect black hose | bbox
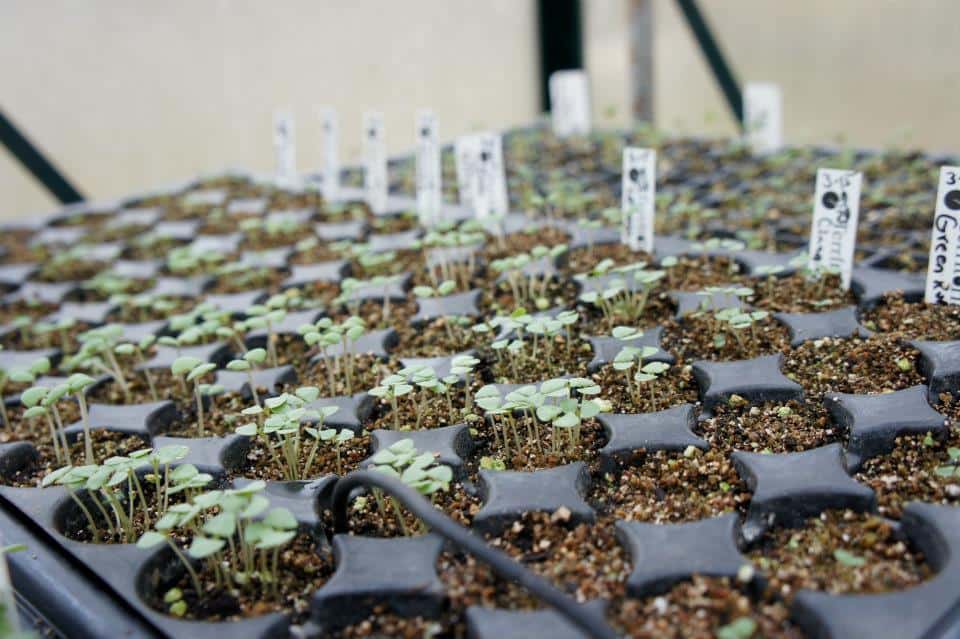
[331,470,620,639]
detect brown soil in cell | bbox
[441,513,629,605]
[105,297,196,323]
[782,335,923,401]
[237,230,304,252]
[391,317,483,358]
[163,392,255,438]
[595,364,699,414]
[0,321,91,352]
[610,576,803,639]
[327,299,417,332]
[860,293,960,341]
[68,277,155,304]
[2,428,147,488]
[485,337,591,384]
[150,531,333,622]
[367,384,476,433]
[855,422,960,519]
[482,277,580,315]
[324,613,445,639]
[698,400,838,454]
[662,314,790,362]
[33,260,107,283]
[576,290,677,332]
[564,242,650,275]
[466,415,605,472]
[592,448,749,524]
[342,483,482,536]
[0,301,59,324]
[750,273,854,313]
[367,215,419,234]
[236,431,371,481]
[662,256,745,292]
[749,509,931,600]
[292,353,386,398]
[121,237,187,261]
[289,244,349,265]
[481,227,571,262]
[0,236,46,264]
[204,268,287,295]
[351,250,423,280]
[87,368,191,405]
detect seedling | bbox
[419,229,482,289]
[335,275,402,322]
[63,325,134,403]
[62,373,99,463]
[0,355,50,427]
[226,348,267,406]
[632,361,670,411]
[20,382,71,465]
[370,439,452,535]
[34,317,77,354]
[490,244,568,311]
[412,279,457,300]
[137,482,299,602]
[578,262,665,328]
[236,387,344,479]
[42,445,205,543]
[299,316,366,395]
[368,374,413,430]
[170,357,219,437]
[935,447,960,479]
[115,335,159,401]
[754,264,786,298]
[242,295,290,368]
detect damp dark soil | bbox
[748,509,931,599]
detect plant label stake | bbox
[415,110,442,226]
[744,83,782,154]
[924,166,960,304]
[321,106,339,200]
[549,69,592,138]
[808,168,862,290]
[273,109,296,183]
[455,132,508,223]
[362,111,387,215]
[621,147,656,253]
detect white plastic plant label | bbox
[620,147,656,253]
[362,111,387,214]
[549,69,592,138]
[744,83,782,154]
[455,132,508,221]
[807,168,863,290]
[273,109,296,182]
[415,110,442,226]
[320,107,339,200]
[924,166,960,304]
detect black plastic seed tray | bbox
[0,127,958,639]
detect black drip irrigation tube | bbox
[331,470,620,639]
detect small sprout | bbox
[716,617,757,639]
[370,439,453,535]
[833,548,867,568]
[226,347,267,406]
[896,357,913,372]
[171,356,218,437]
